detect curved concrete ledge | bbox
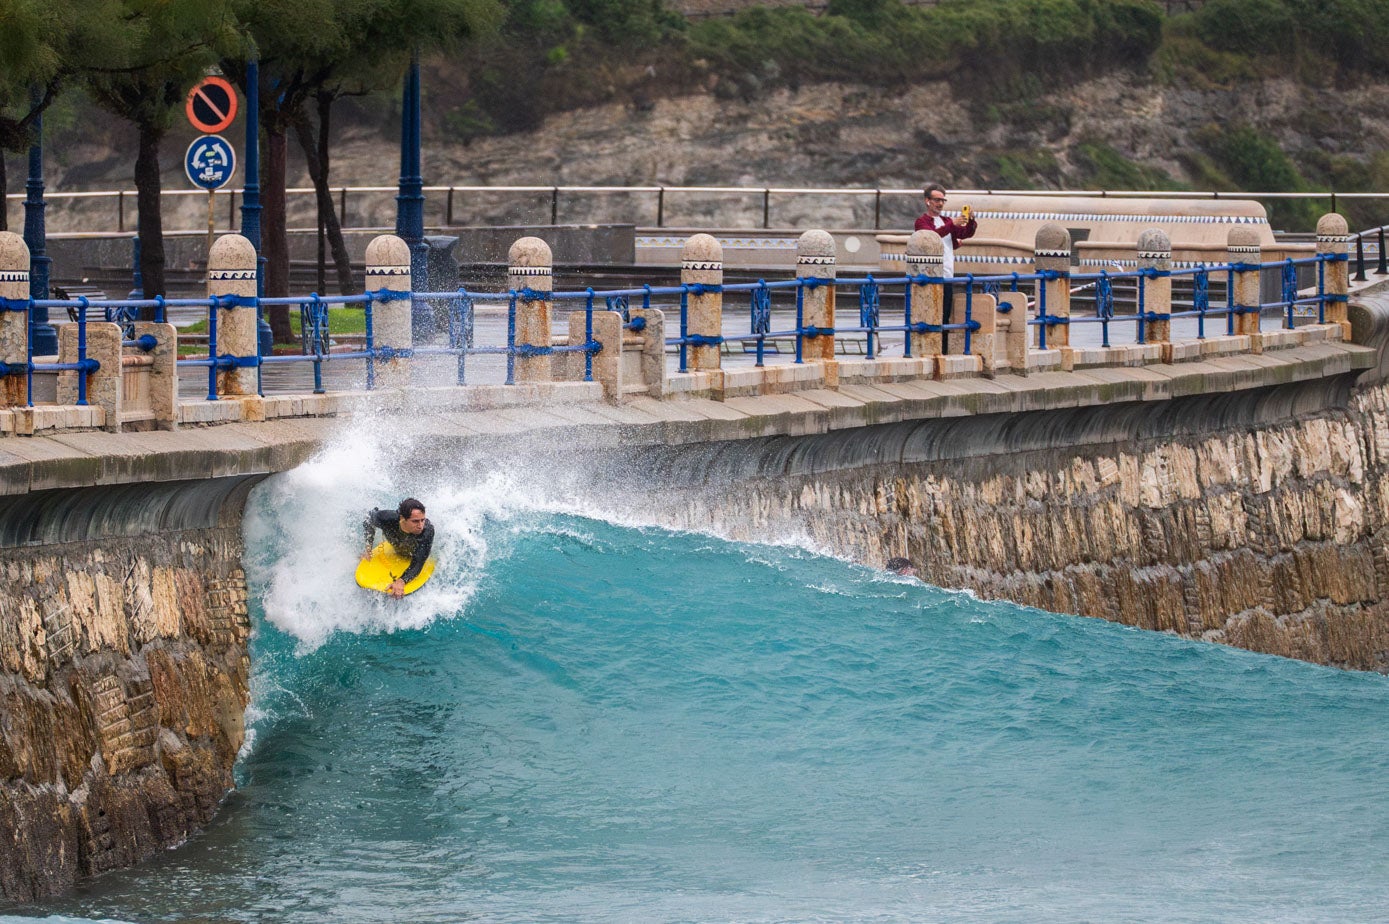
[0,475,265,546]
[1349,284,1389,386]
[0,338,1374,552]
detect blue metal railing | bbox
[0,252,1347,402]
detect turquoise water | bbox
[7,441,1389,923]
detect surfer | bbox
[362,498,435,598]
[886,557,918,578]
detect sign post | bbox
[184,134,237,254]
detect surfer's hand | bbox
[389,579,405,598]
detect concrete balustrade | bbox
[567,306,624,400]
[0,232,31,407]
[905,230,944,360]
[683,233,723,373]
[509,237,553,383]
[969,292,997,378]
[1035,224,1073,370]
[1318,213,1351,338]
[1138,229,1173,360]
[0,211,1374,435]
[797,230,837,387]
[997,291,1029,375]
[366,234,413,390]
[133,321,178,430]
[1228,226,1262,352]
[208,234,259,398]
[56,320,120,431]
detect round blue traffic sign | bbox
[185,134,236,190]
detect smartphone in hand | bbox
[960,204,973,222]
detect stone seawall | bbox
[0,479,260,901]
[613,381,1389,672]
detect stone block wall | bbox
[0,526,251,900]
[627,381,1389,672]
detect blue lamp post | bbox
[239,57,273,355]
[395,49,430,340]
[23,86,57,356]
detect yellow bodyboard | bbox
[355,541,436,595]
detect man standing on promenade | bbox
[914,183,977,279]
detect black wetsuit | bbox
[363,509,435,584]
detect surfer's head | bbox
[886,557,916,577]
[398,498,427,534]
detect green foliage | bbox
[83,0,237,135]
[979,148,1063,188]
[1190,0,1293,56]
[1192,122,1321,229]
[0,0,130,151]
[1180,0,1389,80]
[686,0,1163,94]
[1073,141,1180,190]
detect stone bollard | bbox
[970,291,998,378]
[207,234,259,398]
[365,234,413,389]
[1138,229,1172,360]
[1316,212,1351,337]
[682,233,723,372]
[567,308,624,401]
[797,230,838,385]
[1035,224,1072,367]
[997,291,1029,375]
[0,232,30,407]
[134,321,179,430]
[629,306,666,399]
[905,230,944,359]
[57,319,121,431]
[1227,226,1262,350]
[508,236,553,383]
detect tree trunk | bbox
[291,97,355,295]
[134,120,166,317]
[262,120,292,342]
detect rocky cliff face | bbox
[13,74,1389,235]
[0,524,251,901]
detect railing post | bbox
[0,232,31,407]
[367,234,413,389]
[905,229,944,361]
[797,229,837,387]
[1317,212,1350,339]
[1138,229,1172,361]
[508,236,553,383]
[207,234,259,398]
[682,233,724,373]
[1035,223,1073,369]
[1227,226,1262,353]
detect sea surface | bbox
[5,427,1389,923]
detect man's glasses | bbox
[928,196,947,204]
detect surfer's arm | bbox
[362,509,382,558]
[398,523,434,584]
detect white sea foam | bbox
[243,412,884,649]
[243,416,550,649]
